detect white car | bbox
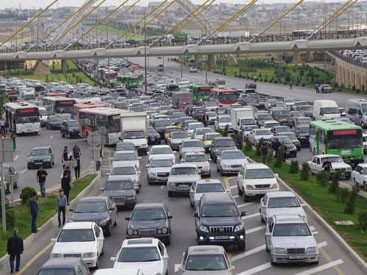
[183,152,211,177]
[50,222,104,268]
[215,115,233,132]
[148,145,175,163]
[237,163,279,202]
[187,122,204,137]
[259,191,306,223]
[247,128,273,145]
[179,139,205,159]
[189,66,198,73]
[307,154,352,180]
[351,163,367,191]
[217,149,248,176]
[193,127,212,141]
[111,238,169,275]
[189,179,226,208]
[167,163,201,197]
[112,151,140,171]
[108,163,141,192]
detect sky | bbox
[2,0,345,9]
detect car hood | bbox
[272,236,317,249]
[266,207,306,219]
[245,178,277,185]
[220,159,247,166]
[114,261,164,275]
[149,167,172,173]
[52,241,96,254]
[331,163,351,169]
[112,160,138,167]
[168,174,200,182]
[200,216,241,227]
[104,189,135,198]
[183,270,232,275]
[70,212,108,222]
[28,155,50,161]
[128,219,167,230]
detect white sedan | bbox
[50,222,104,268]
[351,163,367,191]
[189,66,198,73]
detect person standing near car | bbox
[7,228,23,273]
[56,189,67,227]
[30,192,39,233]
[61,170,72,204]
[36,166,48,198]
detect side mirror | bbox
[168,215,173,219]
[192,212,198,217]
[240,211,247,217]
[265,232,271,237]
[125,217,131,221]
[50,238,57,242]
[110,257,116,262]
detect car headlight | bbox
[306,246,317,253]
[127,196,136,200]
[127,229,134,235]
[273,247,286,254]
[99,218,110,226]
[271,183,279,189]
[149,171,157,177]
[162,227,168,234]
[169,182,175,187]
[51,253,63,258]
[234,224,244,232]
[346,167,352,172]
[199,225,209,233]
[83,252,97,258]
[246,185,255,190]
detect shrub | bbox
[274,146,285,168]
[316,171,329,187]
[255,138,264,156]
[358,211,367,231]
[300,163,309,181]
[20,186,37,205]
[336,188,350,204]
[344,186,359,214]
[244,139,252,153]
[289,160,299,174]
[329,171,340,194]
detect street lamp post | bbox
[144,16,148,94]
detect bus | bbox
[191,84,212,103]
[78,107,122,145]
[42,96,76,119]
[116,74,143,89]
[45,92,69,97]
[4,102,40,135]
[211,88,238,105]
[310,119,363,167]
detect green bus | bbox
[310,119,363,167]
[190,84,212,103]
[117,74,143,89]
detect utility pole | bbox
[144,15,148,94]
[1,138,13,232]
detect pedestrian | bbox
[203,112,209,127]
[289,80,293,90]
[322,158,332,173]
[261,143,269,164]
[315,83,320,94]
[72,143,81,159]
[74,155,81,179]
[57,189,67,227]
[61,146,69,168]
[11,132,16,152]
[0,117,5,135]
[272,138,281,157]
[30,191,38,233]
[36,166,48,198]
[236,131,243,150]
[61,170,71,204]
[7,228,23,273]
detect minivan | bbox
[313,100,340,120]
[346,98,367,128]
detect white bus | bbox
[78,107,122,145]
[4,102,41,135]
[42,96,76,120]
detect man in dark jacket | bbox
[30,192,39,233]
[7,228,24,273]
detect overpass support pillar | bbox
[61,59,68,73]
[293,50,301,64]
[305,51,314,62]
[207,54,216,70]
[194,54,201,67]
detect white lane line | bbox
[237,203,254,208]
[318,241,327,248]
[242,212,260,220]
[232,245,266,262]
[309,226,316,231]
[160,185,165,190]
[294,259,344,275]
[236,262,272,275]
[20,169,27,174]
[247,225,266,234]
[13,155,18,161]
[174,264,181,273]
[50,135,53,139]
[232,195,240,199]
[229,185,237,190]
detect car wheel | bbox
[61,131,64,138]
[114,214,118,226]
[105,223,112,237]
[238,240,245,251]
[237,182,243,196]
[13,183,18,189]
[168,191,173,197]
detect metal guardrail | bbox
[329,51,367,70]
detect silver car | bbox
[147,156,174,185]
[189,179,226,209]
[183,152,211,177]
[217,149,248,176]
[112,151,140,171]
[108,164,141,193]
[179,139,205,159]
[168,131,190,151]
[167,163,201,197]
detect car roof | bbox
[244,163,271,170]
[196,179,222,185]
[172,163,197,168]
[112,163,137,168]
[134,203,165,210]
[150,155,175,161]
[222,149,243,154]
[78,196,108,203]
[32,146,50,150]
[122,238,159,247]
[266,191,296,198]
[41,257,84,269]
[114,150,136,155]
[62,222,95,229]
[271,214,306,224]
[187,245,225,255]
[201,193,234,204]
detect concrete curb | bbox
[0,173,101,267]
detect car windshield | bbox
[196,183,225,193]
[320,107,339,115]
[255,130,271,135]
[214,139,234,147]
[124,131,145,139]
[49,116,63,122]
[151,147,172,155]
[116,143,135,151]
[273,223,311,237]
[185,255,228,271]
[219,117,231,123]
[38,268,75,275]
[222,151,245,159]
[245,168,274,179]
[185,154,207,162]
[58,229,95,242]
[131,208,166,220]
[327,156,344,163]
[67,121,78,127]
[275,127,291,133]
[268,197,300,208]
[171,167,197,175]
[147,127,157,135]
[171,132,188,139]
[111,166,136,175]
[183,141,202,148]
[201,204,238,217]
[105,181,133,190]
[31,148,49,156]
[151,159,173,168]
[278,137,293,145]
[272,110,289,117]
[118,247,161,262]
[114,153,137,161]
[188,123,203,130]
[74,201,107,213]
[205,134,220,141]
[196,128,212,135]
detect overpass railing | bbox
[329,51,367,70]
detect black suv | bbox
[60,120,80,138]
[194,193,246,251]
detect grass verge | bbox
[0,174,97,257]
[243,148,367,261]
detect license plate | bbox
[214,236,229,240]
[178,184,189,188]
[289,255,306,259]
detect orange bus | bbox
[211,88,238,105]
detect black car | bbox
[295,125,310,147]
[245,82,257,89]
[45,115,63,130]
[102,179,137,210]
[147,126,161,145]
[37,258,90,275]
[60,120,80,138]
[115,141,136,152]
[69,196,118,236]
[194,193,246,251]
[210,137,237,163]
[152,119,171,139]
[125,203,172,245]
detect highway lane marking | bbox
[318,242,345,275]
[232,195,240,198]
[242,212,260,220]
[236,262,271,275]
[18,242,54,275]
[237,202,254,208]
[223,176,230,190]
[13,155,18,161]
[232,244,266,262]
[174,264,181,273]
[20,169,27,174]
[318,241,328,248]
[294,259,344,275]
[247,225,266,234]
[50,135,53,139]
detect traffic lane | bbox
[9,128,91,199]
[226,177,364,275]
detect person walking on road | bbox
[57,189,67,227]
[36,166,48,198]
[261,143,269,164]
[62,146,69,168]
[11,132,16,152]
[74,155,81,179]
[315,83,320,94]
[61,170,72,204]
[72,143,82,159]
[7,228,23,273]
[30,192,39,233]
[289,80,293,90]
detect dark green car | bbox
[27,147,55,169]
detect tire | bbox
[238,240,245,251]
[105,223,112,237]
[237,182,243,196]
[168,191,173,197]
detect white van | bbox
[94,269,143,275]
[313,100,340,120]
[346,98,367,128]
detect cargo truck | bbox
[231,107,254,133]
[121,112,148,155]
